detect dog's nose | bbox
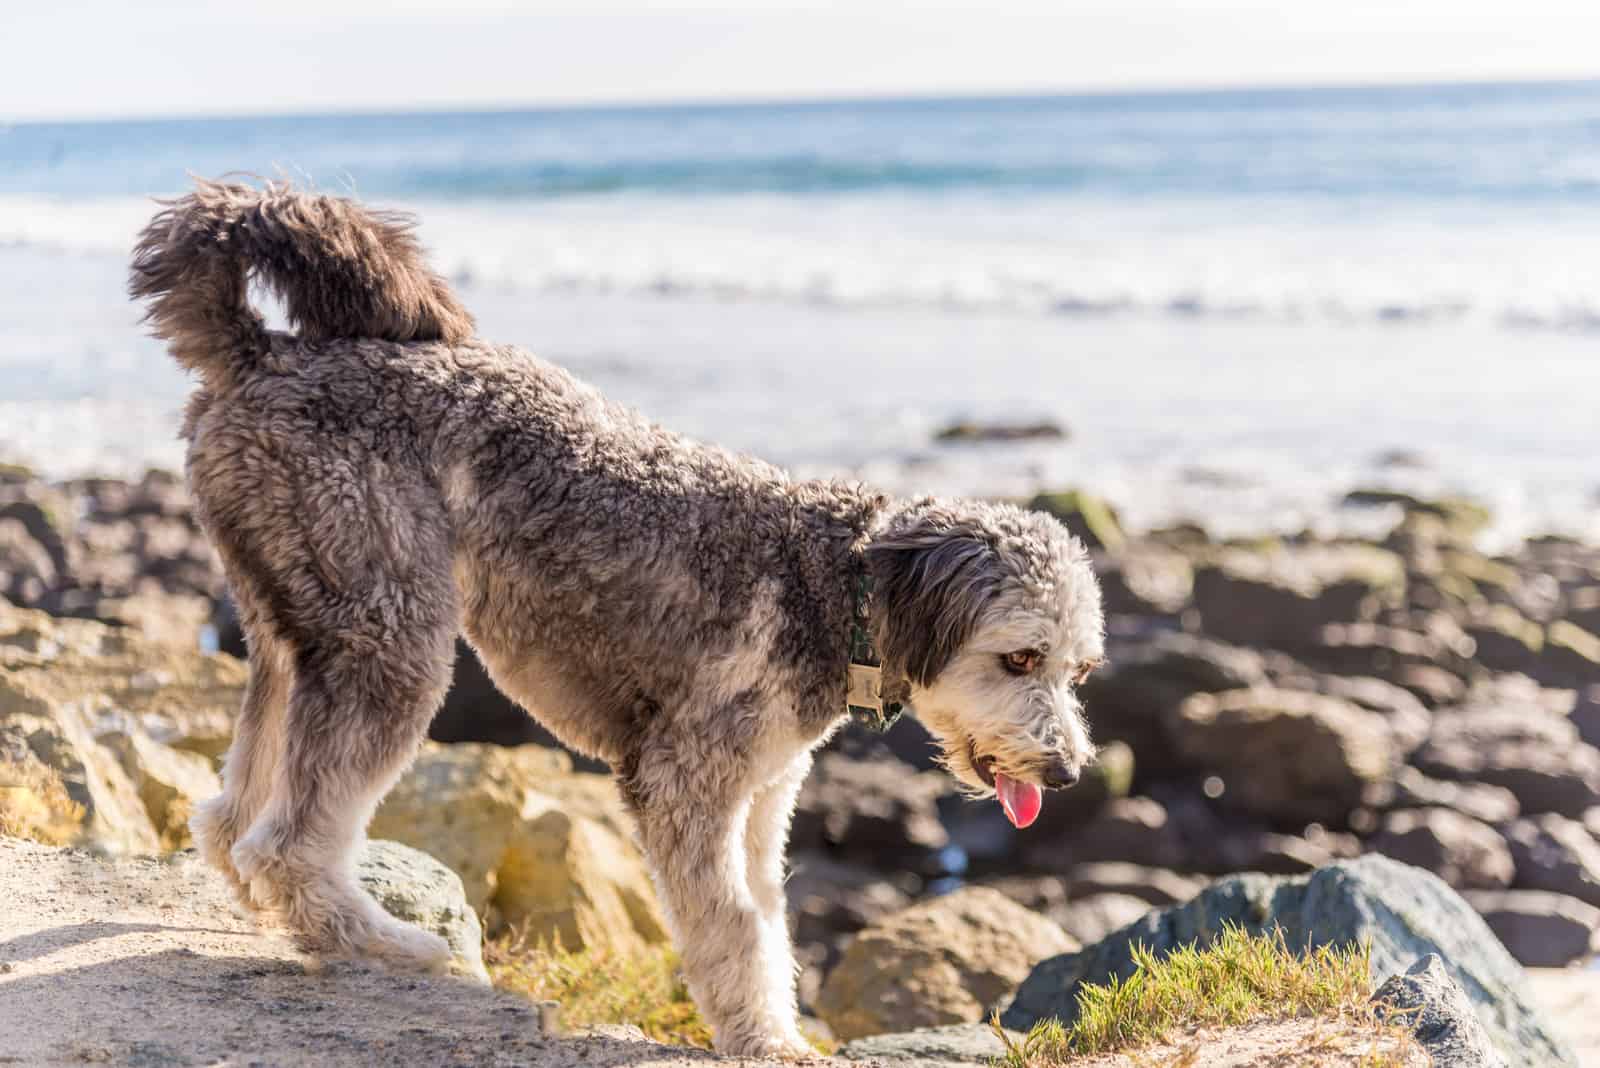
[1043,758,1080,789]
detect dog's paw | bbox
[714,1031,817,1061]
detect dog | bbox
[129,179,1105,1058]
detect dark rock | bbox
[1413,705,1600,818]
[1463,889,1600,968]
[1383,767,1520,826]
[1096,546,1193,617]
[1023,490,1122,552]
[1056,892,1152,947]
[1367,808,1514,890]
[1572,685,1600,750]
[1066,862,1206,906]
[1192,544,1406,648]
[1168,688,1394,826]
[1342,489,1491,531]
[1310,674,1432,756]
[1303,622,1472,682]
[1079,633,1266,775]
[1504,814,1600,908]
[794,754,950,872]
[1002,855,1575,1067]
[1467,606,1546,675]
[935,420,1067,445]
[1541,622,1600,688]
[1567,586,1600,636]
[1029,797,1185,871]
[0,518,56,606]
[1371,953,1507,1068]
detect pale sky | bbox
[9,0,1600,122]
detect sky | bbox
[9,0,1600,122]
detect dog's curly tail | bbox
[129,177,474,378]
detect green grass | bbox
[992,925,1415,1067]
[486,931,714,1049]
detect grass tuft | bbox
[486,929,713,1048]
[992,924,1418,1067]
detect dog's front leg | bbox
[630,751,813,1059]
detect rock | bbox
[0,600,247,763]
[1503,814,1600,908]
[0,836,562,1066]
[1310,674,1432,756]
[1192,543,1405,648]
[1,697,161,854]
[836,1022,1019,1064]
[1542,621,1600,688]
[815,886,1075,1041]
[788,852,919,1002]
[794,754,949,872]
[1066,862,1206,906]
[0,732,81,844]
[1342,489,1492,537]
[1368,808,1514,890]
[935,420,1067,445]
[1393,664,1468,707]
[1079,633,1266,774]
[1096,546,1193,617]
[1302,622,1472,682]
[1055,892,1152,947]
[1023,490,1122,552]
[1168,688,1394,825]
[1384,767,1520,826]
[98,725,222,850]
[356,839,489,983]
[1413,705,1600,817]
[1463,890,1600,968]
[1371,954,1508,1068]
[0,517,57,606]
[1468,606,1546,675]
[1031,796,1185,871]
[1572,685,1600,750]
[368,742,667,951]
[1002,855,1576,1068]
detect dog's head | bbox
[864,498,1104,828]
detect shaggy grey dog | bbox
[129,179,1105,1059]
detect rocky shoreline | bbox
[4,461,1599,1064]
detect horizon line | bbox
[8,72,1597,128]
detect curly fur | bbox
[132,179,1105,1059]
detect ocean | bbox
[2,81,1597,544]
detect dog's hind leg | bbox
[231,609,457,971]
[627,739,814,1059]
[190,612,291,910]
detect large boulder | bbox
[1503,814,1600,908]
[793,753,950,872]
[357,839,489,983]
[1192,543,1405,648]
[1367,808,1514,891]
[1168,687,1394,825]
[1463,890,1600,968]
[1413,706,1600,818]
[99,724,222,850]
[368,742,667,952]
[1002,855,1576,1068]
[815,886,1075,1041]
[1078,633,1266,775]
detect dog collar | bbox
[847,573,903,732]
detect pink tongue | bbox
[995,772,1042,829]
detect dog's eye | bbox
[1071,657,1104,685]
[1001,650,1042,676]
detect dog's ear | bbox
[865,515,996,687]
